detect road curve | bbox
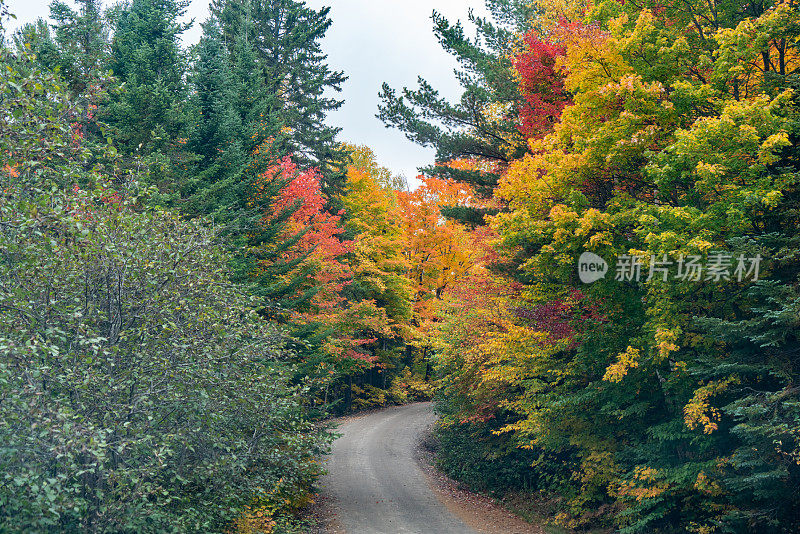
[320,402,477,534]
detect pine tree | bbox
[182,19,245,215]
[377,0,535,200]
[182,1,351,320]
[183,16,309,313]
[48,0,108,98]
[210,0,349,196]
[230,34,267,148]
[13,0,108,96]
[191,21,241,164]
[14,0,112,146]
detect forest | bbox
[0,0,798,532]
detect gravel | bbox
[316,402,476,534]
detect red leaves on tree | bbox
[258,156,353,311]
[274,157,351,264]
[256,156,393,366]
[511,289,606,349]
[513,33,570,140]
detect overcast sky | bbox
[5,0,490,185]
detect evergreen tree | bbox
[378,0,536,200]
[14,0,109,97]
[104,0,193,189]
[210,0,349,195]
[191,21,241,164]
[230,34,267,146]
[183,1,351,319]
[14,0,113,146]
[184,18,312,314]
[48,0,108,98]
[183,19,245,214]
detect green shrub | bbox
[0,48,330,532]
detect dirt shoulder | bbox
[416,432,547,534]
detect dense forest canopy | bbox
[1,0,799,532]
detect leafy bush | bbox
[0,47,329,533]
[351,384,388,410]
[389,368,432,404]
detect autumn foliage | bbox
[5,0,800,531]
[428,1,800,532]
[513,33,569,140]
[258,156,353,312]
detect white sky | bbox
[4,0,491,185]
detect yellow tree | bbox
[341,147,413,334]
[397,176,479,323]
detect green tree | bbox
[182,19,245,215]
[182,2,352,328]
[210,0,349,195]
[378,0,535,201]
[0,42,328,533]
[47,0,108,98]
[13,0,114,150]
[104,0,193,189]
[480,0,800,531]
[13,0,109,97]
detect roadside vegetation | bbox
[384,1,800,532]
[2,0,799,532]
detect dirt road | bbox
[319,402,476,534]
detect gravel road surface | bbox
[319,402,476,534]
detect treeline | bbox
[4,0,800,531]
[382,0,800,532]
[0,0,465,531]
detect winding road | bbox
[319,402,476,534]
